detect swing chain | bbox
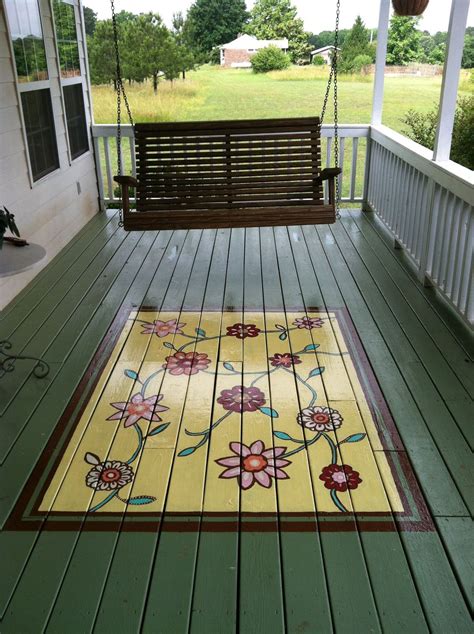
[320,0,341,219]
[111,0,133,226]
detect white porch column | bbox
[371,0,391,125]
[433,0,470,161]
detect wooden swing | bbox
[111,2,342,231]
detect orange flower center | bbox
[101,468,121,482]
[129,403,147,415]
[312,413,329,423]
[243,454,268,472]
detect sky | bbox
[90,0,474,33]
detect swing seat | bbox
[114,117,341,231]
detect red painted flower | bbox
[216,441,291,489]
[293,316,325,330]
[319,464,362,492]
[108,393,168,428]
[141,318,185,338]
[269,353,302,368]
[217,385,266,413]
[226,323,261,339]
[163,351,211,376]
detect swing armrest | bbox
[114,175,138,188]
[315,167,342,183]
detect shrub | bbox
[251,46,291,73]
[403,96,474,170]
[312,55,326,66]
[350,54,373,73]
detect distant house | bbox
[310,45,341,65]
[220,34,289,68]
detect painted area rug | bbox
[8,308,431,531]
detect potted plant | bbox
[0,207,24,249]
[392,0,429,16]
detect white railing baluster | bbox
[103,137,113,202]
[350,137,358,201]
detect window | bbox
[5,0,48,82]
[63,84,89,159]
[5,0,60,181]
[53,0,89,160]
[21,89,60,180]
[53,0,80,79]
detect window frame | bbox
[50,0,90,164]
[3,0,61,187]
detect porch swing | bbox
[111,0,343,231]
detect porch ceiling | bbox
[0,211,472,632]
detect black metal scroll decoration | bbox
[0,340,50,379]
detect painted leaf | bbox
[308,366,325,378]
[163,342,175,349]
[127,495,156,505]
[195,328,206,338]
[148,423,170,436]
[178,446,196,457]
[279,332,288,341]
[223,362,235,372]
[341,433,366,444]
[275,324,286,331]
[84,452,100,465]
[125,369,139,380]
[259,406,279,418]
[304,344,320,352]
[273,431,292,440]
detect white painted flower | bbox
[297,406,343,432]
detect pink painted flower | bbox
[216,441,291,489]
[319,464,362,492]
[269,353,302,368]
[163,351,211,376]
[141,318,185,338]
[297,406,343,432]
[293,316,325,330]
[107,393,168,428]
[226,323,261,339]
[217,385,266,413]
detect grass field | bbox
[92,65,473,133]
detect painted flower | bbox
[107,393,168,428]
[216,441,291,489]
[269,353,302,368]
[293,316,325,330]
[85,455,134,491]
[226,323,261,339]
[141,318,185,338]
[297,406,343,432]
[163,351,211,376]
[217,385,266,413]
[319,464,362,492]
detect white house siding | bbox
[0,0,99,310]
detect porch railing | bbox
[91,122,473,326]
[366,125,473,326]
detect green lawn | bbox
[92,65,473,133]
[92,65,472,202]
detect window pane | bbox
[5,0,48,82]
[21,89,59,180]
[64,83,89,159]
[53,0,81,79]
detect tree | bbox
[247,0,310,63]
[340,16,373,72]
[123,13,171,93]
[83,6,97,37]
[462,31,474,68]
[186,0,248,56]
[309,29,351,51]
[87,20,117,85]
[386,16,422,65]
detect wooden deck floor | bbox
[0,210,472,633]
